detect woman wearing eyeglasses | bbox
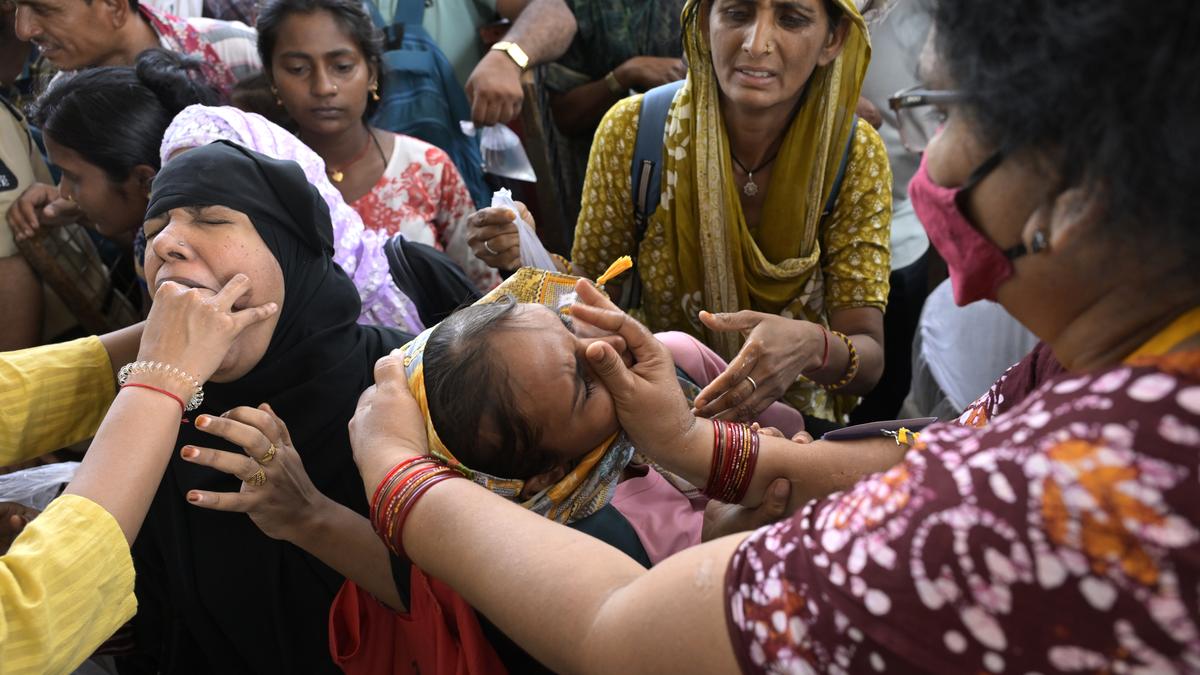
[351,0,1200,671]
[467,0,892,433]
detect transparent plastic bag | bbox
[491,188,557,271]
[0,462,80,510]
[467,123,537,183]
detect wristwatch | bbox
[491,40,530,70]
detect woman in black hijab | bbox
[125,141,411,674]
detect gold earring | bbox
[271,86,282,106]
[370,83,380,102]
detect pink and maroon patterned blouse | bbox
[725,350,1200,673]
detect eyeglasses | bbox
[887,86,965,153]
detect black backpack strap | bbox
[620,79,683,309]
[821,115,858,218]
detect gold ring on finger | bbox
[242,467,267,487]
[257,443,277,466]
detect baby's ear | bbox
[519,465,568,499]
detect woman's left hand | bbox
[181,404,326,544]
[692,310,825,421]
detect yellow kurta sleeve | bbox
[0,494,136,675]
[570,95,643,279]
[0,337,117,465]
[820,118,893,312]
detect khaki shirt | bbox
[0,98,53,258]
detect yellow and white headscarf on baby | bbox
[397,265,636,524]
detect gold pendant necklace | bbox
[327,131,374,184]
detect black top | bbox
[127,142,411,674]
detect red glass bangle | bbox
[370,456,430,523]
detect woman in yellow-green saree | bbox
[468,0,892,427]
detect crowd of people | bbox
[0,0,1197,673]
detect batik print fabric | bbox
[725,351,1200,673]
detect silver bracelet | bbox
[117,361,205,411]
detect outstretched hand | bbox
[181,404,324,544]
[692,310,824,422]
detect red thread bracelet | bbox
[121,382,185,414]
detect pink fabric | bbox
[658,331,807,438]
[612,465,706,565]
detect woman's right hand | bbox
[137,274,279,385]
[7,183,80,241]
[569,280,698,456]
[466,202,533,272]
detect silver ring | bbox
[484,239,498,255]
[746,375,758,392]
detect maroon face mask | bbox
[907,150,1027,305]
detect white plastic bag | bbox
[491,188,558,271]
[475,123,537,183]
[0,462,80,510]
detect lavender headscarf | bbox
[160,105,423,333]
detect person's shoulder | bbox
[849,117,888,167]
[596,94,645,141]
[386,132,457,170]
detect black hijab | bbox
[128,141,410,674]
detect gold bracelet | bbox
[820,331,859,391]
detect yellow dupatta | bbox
[397,264,638,524]
[651,0,871,419]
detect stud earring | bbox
[1030,230,1050,254]
[271,86,283,107]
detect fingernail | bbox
[187,492,202,503]
[196,416,210,429]
[181,446,198,459]
[773,481,790,499]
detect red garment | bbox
[329,571,507,675]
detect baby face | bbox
[488,304,622,462]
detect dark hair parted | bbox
[256,0,384,119]
[931,0,1200,262]
[423,298,560,481]
[34,48,216,183]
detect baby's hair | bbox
[423,298,558,479]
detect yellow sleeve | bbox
[0,494,136,675]
[0,337,117,464]
[820,119,893,312]
[570,95,643,279]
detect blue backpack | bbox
[621,80,856,309]
[362,0,490,208]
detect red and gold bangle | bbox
[705,420,761,504]
[371,461,464,560]
[370,457,433,527]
